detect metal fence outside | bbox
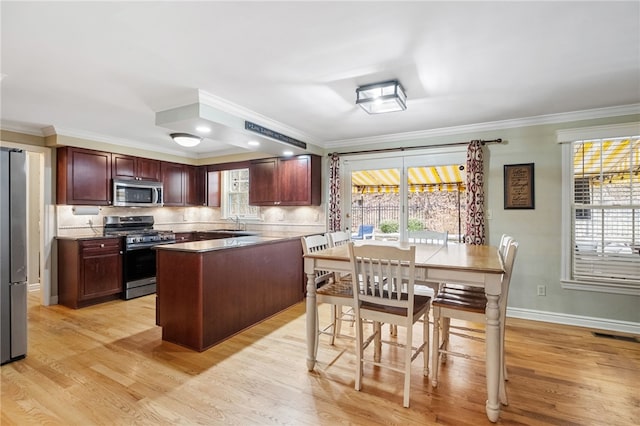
[350,191,466,238]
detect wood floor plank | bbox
[1,293,638,425]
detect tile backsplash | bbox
[56,205,326,237]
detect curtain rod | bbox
[328,138,502,157]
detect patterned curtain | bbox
[465,140,485,245]
[328,153,342,231]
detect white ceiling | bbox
[1,1,639,158]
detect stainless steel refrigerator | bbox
[0,147,27,365]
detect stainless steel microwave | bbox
[113,179,163,207]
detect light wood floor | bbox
[1,293,639,425]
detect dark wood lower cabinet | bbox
[58,238,123,309]
[156,238,303,351]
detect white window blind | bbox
[570,137,640,289]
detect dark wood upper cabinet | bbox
[278,155,321,206]
[161,163,206,206]
[112,154,160,181]
[161,162,185,206]
[248,158,278,205]
[249,154,321,206]
[57,147,321,209]
[57,146,112,205]
[185,165,206,206]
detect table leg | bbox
[306,271,317,371]
[485,292,501,422]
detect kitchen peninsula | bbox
[154,234,306,351]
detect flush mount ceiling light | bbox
[170,133,202,147]
[356,79,407,114]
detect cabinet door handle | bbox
[100,243,105,248]
[119,251,123,255]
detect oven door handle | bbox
[126,241,176,251]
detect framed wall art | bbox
[504,163,535,209]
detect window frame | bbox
[559,123,640,295]
[220,168,260,220]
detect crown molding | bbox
[556,122,640,142]
[324,103,640,149]
[0,121,47,137]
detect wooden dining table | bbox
[303,240,506,422]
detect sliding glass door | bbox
[341,147,466,242]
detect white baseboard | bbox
[50,295,58,305]
[507,307,640,335]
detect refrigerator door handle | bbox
[9,150,28,283]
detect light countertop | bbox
[153,232,312,253]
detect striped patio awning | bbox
[573,138,640,183]
[352,165,465,193]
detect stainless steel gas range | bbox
[103,215,175,300]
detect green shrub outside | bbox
[379,221,399,233]
[378,219,424,233]
[407,218,424,231]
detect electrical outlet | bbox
[537,285,546,296]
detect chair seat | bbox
[441,283,485,294]
[362,293,431,317]
[432,290,486,314]
[317,279,353,298]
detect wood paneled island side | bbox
[155,235,305,351]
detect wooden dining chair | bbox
[407,229,449,295]
[386,230,449,337]
[325,230,355,337]
[301,235,354,348]
[348,242,430,408]
[407,230,448,245]
[327,230,351,247]
[435,234,514,378]
[431,240,519,405]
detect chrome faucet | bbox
[230,215,246,231]
[226,215,246,231]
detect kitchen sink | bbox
[222,238,259,247]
